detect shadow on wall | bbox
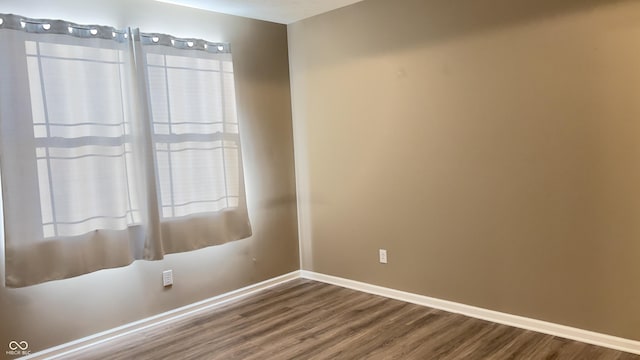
[301,0,634,64]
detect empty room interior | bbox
[1,0,640,358]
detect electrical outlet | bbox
[162,270,173,287]
[379,249,388,264]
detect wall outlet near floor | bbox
[379,249,388,264]
[162,270,173,287]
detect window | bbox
[25,40,139,238]
[144,45,241,219]
[0,15,251,287]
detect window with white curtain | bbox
[142,38,241,219]
[0,15,252,288]
[26,39,140,238]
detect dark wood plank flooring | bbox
[68,279,640,359]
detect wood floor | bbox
[69,279,639,359]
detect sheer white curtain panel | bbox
[134,30,251,257]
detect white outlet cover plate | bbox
[163,270,173,287]
[379,249,387,264]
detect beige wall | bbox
[289,0,640,340]
[0,0,299,354]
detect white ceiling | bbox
[155,0,366,24]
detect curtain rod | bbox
[0,13,232,53]
[138,32,230,53]
[0,13,127,42]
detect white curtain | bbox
[0,15,251,287]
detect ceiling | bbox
[155,0,367,24]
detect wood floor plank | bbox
[68,279,640,360]
[486,330,553,360]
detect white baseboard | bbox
[26,269,640,358]
[26,271,301,360]
[300,270,640,355]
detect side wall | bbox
[288,0,640,340]
[0,0,299,353]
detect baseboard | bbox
[25,269,640,358]
[26,270,301,360]
[300,270,640,355]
